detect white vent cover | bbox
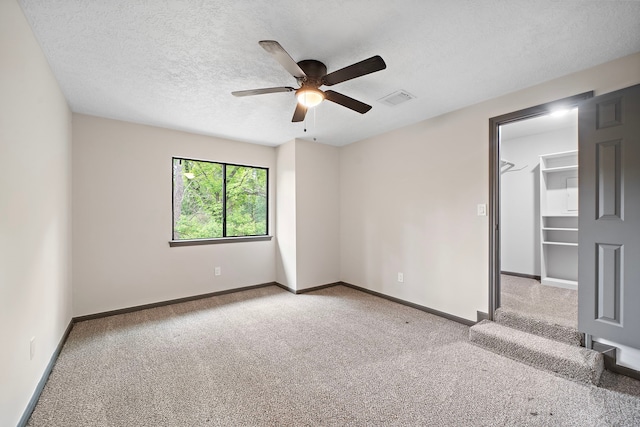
[378,90,416,106]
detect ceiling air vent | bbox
[378,90,415,107]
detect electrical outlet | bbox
[30,337,36,360]
[214,267,221,276]
[397,272,404,283]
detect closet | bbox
[500,110,578,286]
[539,150,578,289]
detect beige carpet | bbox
[500,274,578,327]
[28,285,640,426]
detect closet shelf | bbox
[542,241,578,247]
[542,165,578,173]
[540,150,579,289]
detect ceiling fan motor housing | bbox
[297,60,327,87]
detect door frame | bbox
[487,91,593,319]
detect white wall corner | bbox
[295,139,341,290]
[275,140,297,289]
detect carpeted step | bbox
[469,320,603,385]
[494,307,583,346]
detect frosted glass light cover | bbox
[296,89,324,108]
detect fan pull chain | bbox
[303,106,317,134]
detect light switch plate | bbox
[477,204,487,216]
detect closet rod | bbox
[500,158,527,173]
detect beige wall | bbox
[72,115,277,316]
[275,139,340,290]
[0,1,73,425]
[275,140,297,288]
[340,52,640,322]
[295,140,340,290]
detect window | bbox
[172,157,268,241]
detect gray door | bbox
[578,84,640,348]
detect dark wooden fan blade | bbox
[292,103,307,122]
[322,55,386,86]
[259,40,307,79]
[324,90,372,114]
[232,87,295,97]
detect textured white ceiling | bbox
[18,0,640,146]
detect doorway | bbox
[488,92,593,319]
[498,109,578,325]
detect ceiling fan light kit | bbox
[296,88,324,108]
[232,40,386,122]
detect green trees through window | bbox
[172,158,267,240]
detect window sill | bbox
[169,235,273,247]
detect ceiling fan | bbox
[232,40,386,122]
